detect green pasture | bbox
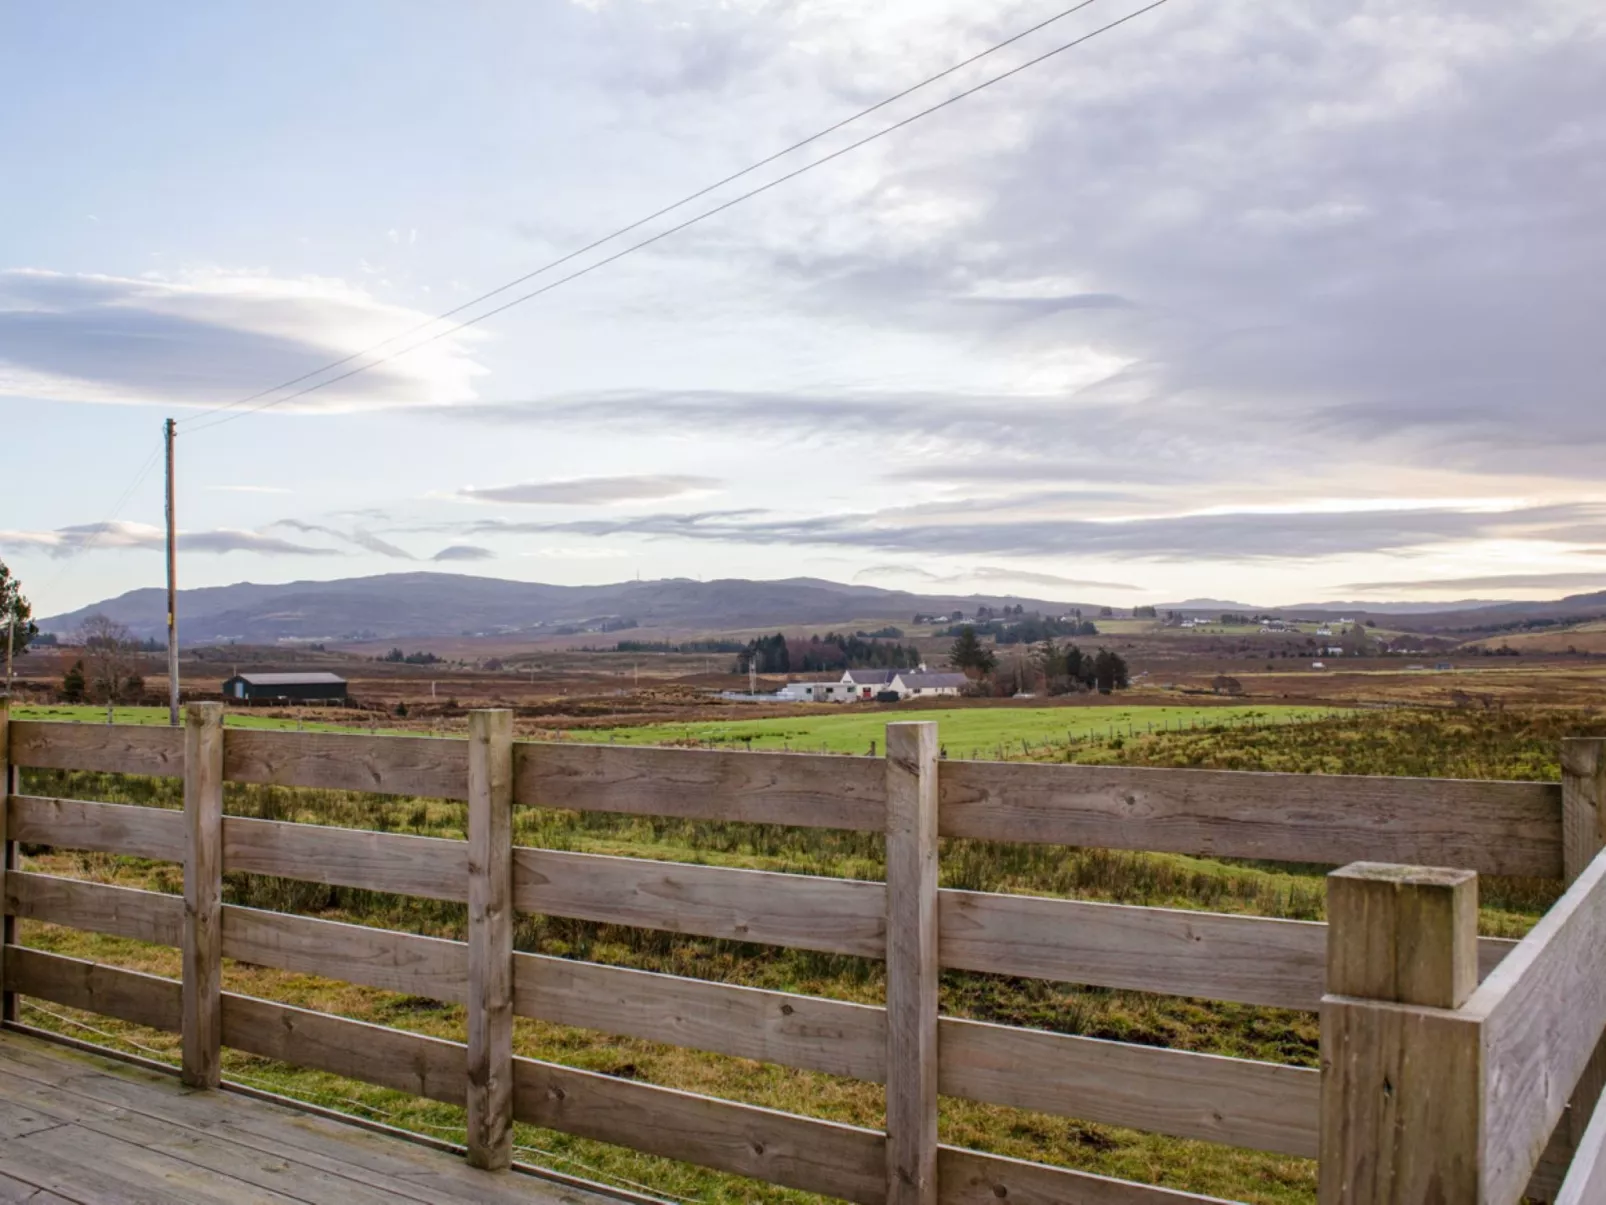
[14,705,360,732]
[571,703,1341,756]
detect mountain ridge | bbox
[38,572,1099,644]
[39,573,1606,643]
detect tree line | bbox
[941,614,1099,644]
[734,632,922,674]
[949,626,1129,695]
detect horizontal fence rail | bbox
[7,719,1565,874]
[0,711,1593,1204]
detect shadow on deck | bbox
[0,1028,642,1205]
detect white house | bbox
[839,668,900,701]
[888,671,969,699]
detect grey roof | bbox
[227,672,347,686]
[842,669,899,685]
[895,672,969,689]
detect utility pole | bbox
[164,418,179,727]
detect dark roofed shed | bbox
[222,672,347,703]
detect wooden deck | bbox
[0,1028,634,1205]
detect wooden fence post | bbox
[0,693,13,1024]
[467,709,514,1171]
[1319,862,1482,1204]
[885,721,939,1205]
[182,701,224,1089]
[1562,737,1606,1151]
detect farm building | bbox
[222,672,348,703]
[838,668,900,700]
[889,671,968,699]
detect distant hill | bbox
[38,572,1098,644]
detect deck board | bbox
[0,1028,640,1205]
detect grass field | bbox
[16,704,360,731]
[568,703,1342,756]
[10,706,1599,1202]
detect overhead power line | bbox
[183,0,1172,435]
[30,439,164,606]
[180,0,1111,431]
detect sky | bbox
[3,0,1605,618]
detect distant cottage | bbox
[222,672,348,704]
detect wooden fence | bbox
[0,697,1603,1203]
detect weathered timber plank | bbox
[1,697,11,1024]
[1318,997,1482,1204]
[939,758,1563,877]
[9,795,184,860]
[2,1121,304,1205]
[512,847,887,957]
[1473,847,1606,1204]
[12,1115,320,1205]
[467,709,514,1171]
[884,722,938,1205]
[1557,1088,1606,1205]
[221,992,466,1105]
[223,816,467,900]
[183,702,224,1090]
[937,1146,1237,1205]
[939,1018,1318,1157]
[4,871,182,946]
[938,889,1512,1010]
[1558,736,1606,1167]
[0,1030,578,1205]
[939,889,1322,1009]
[7,720,184,777]
[221,906,468,1002]
[512,1054,887,1205]
[3,946,181,1031]
[516,742,886,830]
[0,1066,425,1205]
[0,1167,72,1205]
[224,729,469,800]
[1320,863,1483,1205]
[1326,862,1479,1010]
[512,952,886,1081]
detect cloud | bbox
[0,268,486,412]
[272,519,415,559]
[431,544,496,562]
[851,563,1139,591]
[853,564,943,583]
[967,567,1141,591]
[205,485,291,495]
[1342,572,1606,593]
[0,520,341,558]
[436,501,1606,563]
[457,474,722,505]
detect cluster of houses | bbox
[777,667,970,704]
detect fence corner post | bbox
[0,693,12,1024]
[1319,861,1482,1204]
[884,721,939,1205]
[467,708,514,1171]
[1561,737,1606,1152]
[181,700,224,1089]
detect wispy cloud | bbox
[457,475,721,505]
[0,267,485,412]
[853,564,1140,592]
[1342,571,1606,593]
[272,519,415,559]
[436,502,1606,563]
[0,520,341,558]
[431,544,495,562]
